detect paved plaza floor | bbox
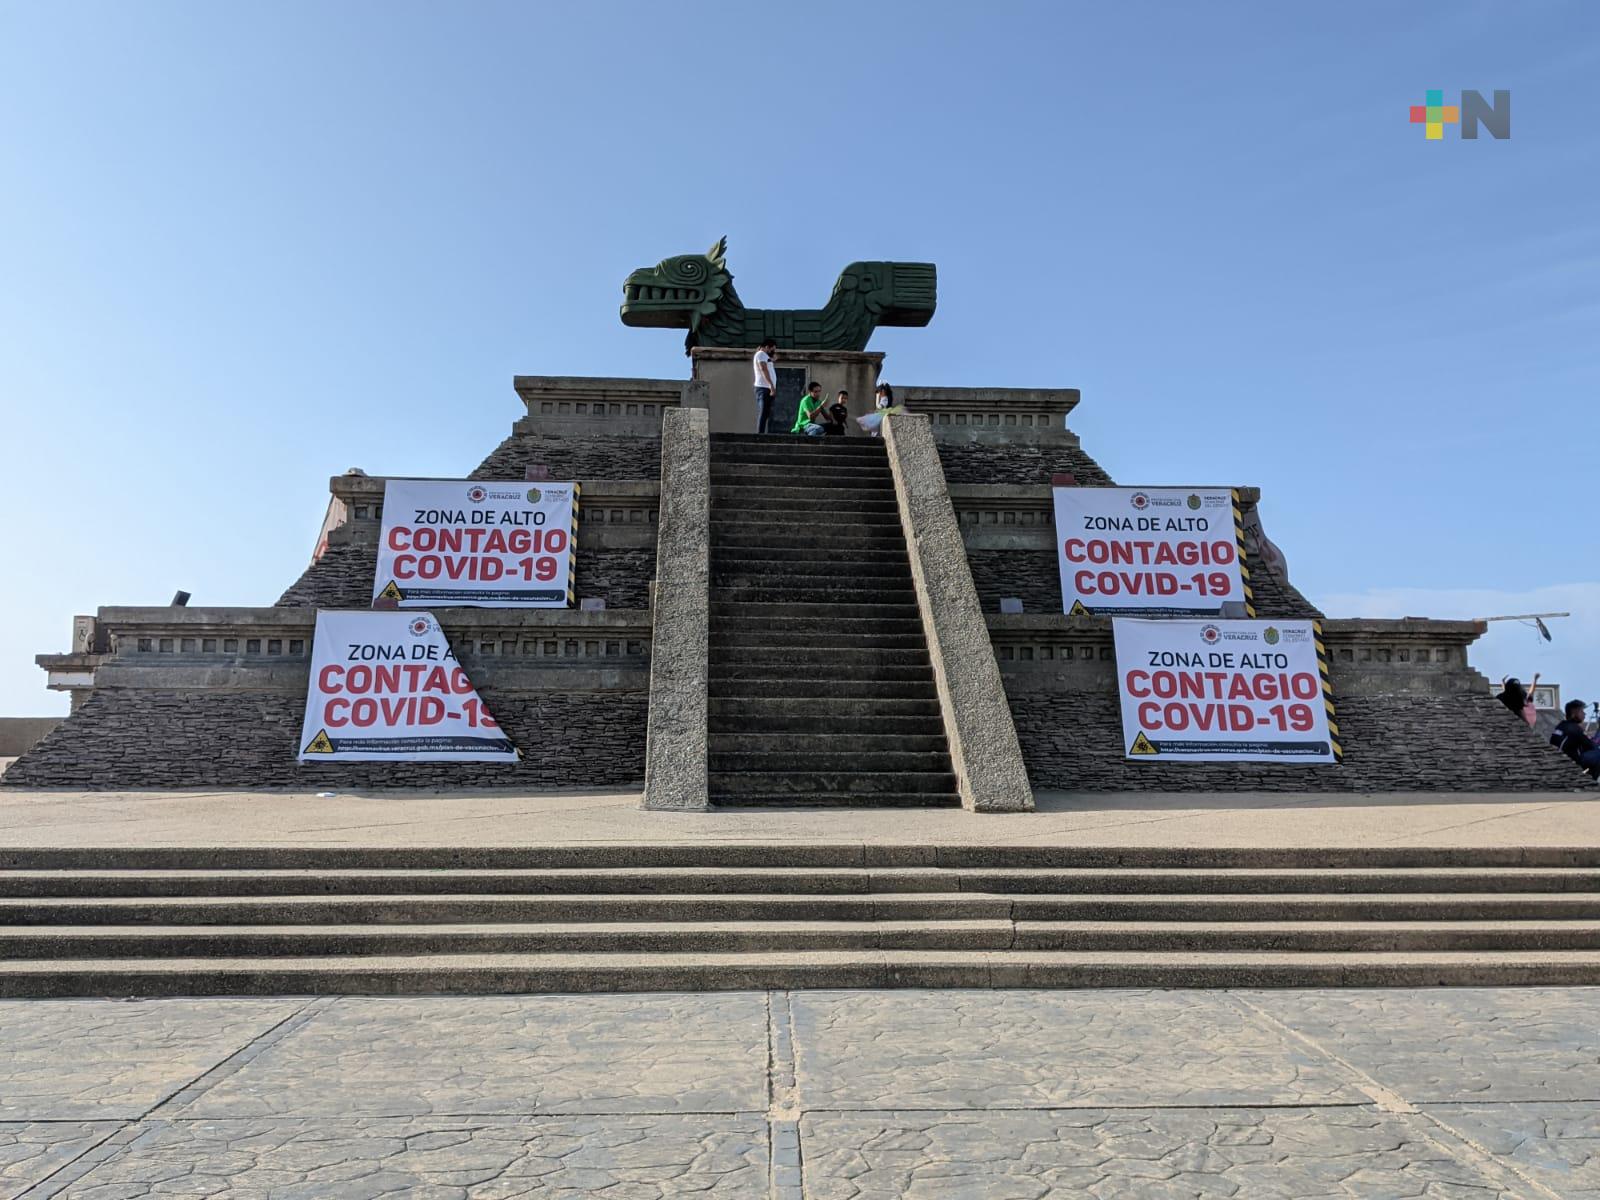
[0,986,1598,1197]
[1,786,1596,852]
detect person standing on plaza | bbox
[752,338,778,434]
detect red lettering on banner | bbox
[1065,539,1236,568]
[1124,669,1323,704]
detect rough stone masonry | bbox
[6,368,1587,794]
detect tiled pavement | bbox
[3,988,1600,1197]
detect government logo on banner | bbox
[1053,486,1254,618]
[1111,617,1341,764]
[373,479,578,608]
[297,611,517,763]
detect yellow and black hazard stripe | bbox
[566,482,581,608]
[1231,488,1256,618]
[1313,619,1343,762]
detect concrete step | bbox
[709,453,893,471]
[709,697,942,718]
[712,543,909,562]
[708,752,952,774]
[0,920,1015,959]
[710,650,931,670]
[8,920,1600,961]
[711,588,918,607]
[10,949,1600,997]
[711,620,926,637]
[708,663,933,682]
[712,564,913,584]
[711,443,886,460]
[712,553,910,573]
[0,891,1010,926]
[709,680,937,701]
[1007,893,1600,921]
[10,846,1600,871]
[711,581,916,600]
[712,487,897,507]
[710,734,952,755]
[714,498,899,515]
[709,794,963,809]
[12,866,1600,901]
[709,714,947,735]
[712,468,895,487]
[707,772,958,796]
[710,632,928,652]
[710,535,909,555]
[0,866,960,900]
[712,601,921,621]
[715,433,887,449]
[1013,921,1600,952]
[712,509,904,527]
[716,556,915,576]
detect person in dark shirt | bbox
[1550,699,1600,780]
[1497,675,1539,727]
[821,389,851,436]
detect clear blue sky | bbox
[2,0,1597,716]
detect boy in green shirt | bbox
[792,382,828,437]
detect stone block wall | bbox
[955,486,1320,620]
[472,433,662,481]
[937,441,1115,486]
[276,475,661,612]
[4,608,652,791]
[1007,689,1580,793]
[992,616,1589,792]
[470,375,688,480]
[4,690,645,791]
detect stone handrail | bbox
[883,413,1034,812]
[642,407,710,811]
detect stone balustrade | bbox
[73,607,651,695]
[511,375,691,439]
[986,615,1487,697]
[900,387,1081,442]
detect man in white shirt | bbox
[752,338,778,434]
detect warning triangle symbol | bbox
[1129,732,1159,756]
[1069,599,1090,616]
[377,580,404,601]
[304,729,335,755]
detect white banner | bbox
[297,611,517,762]
[1053,486,1253,617]
[1112,618,1340,763]
[373,479,577,608]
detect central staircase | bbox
[707,433,959,808]
[4,845,1600,996]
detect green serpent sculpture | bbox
[620,237,936,352]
